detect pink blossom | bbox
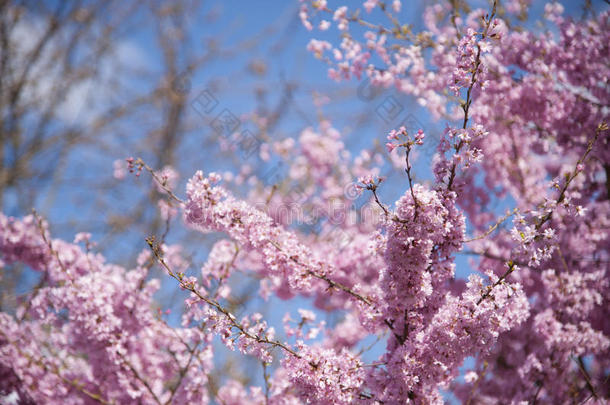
[363,0,378,13]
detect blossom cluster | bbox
[0,214,213,404]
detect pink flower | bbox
[387,129,399,140]
[307,39,332,58]
[113,159,127,180]
[319,20,331,30]
[392,0,401,13]
[363,0,378,13]
[333,6,347,21]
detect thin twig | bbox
[447,0,497,191]
[574,356,598,400]
[404,146,420,219]
[464,208,518,243]
[118,352,164,405]
[262,361,271,405]
[266,240,372,306]
[535,123,605,231]
[476,261,516,305]
[371,187,390,217]
[146,236,302,359]
[132,158,185,204]
[32,209,69,275]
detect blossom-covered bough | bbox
[1,0,608,404]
